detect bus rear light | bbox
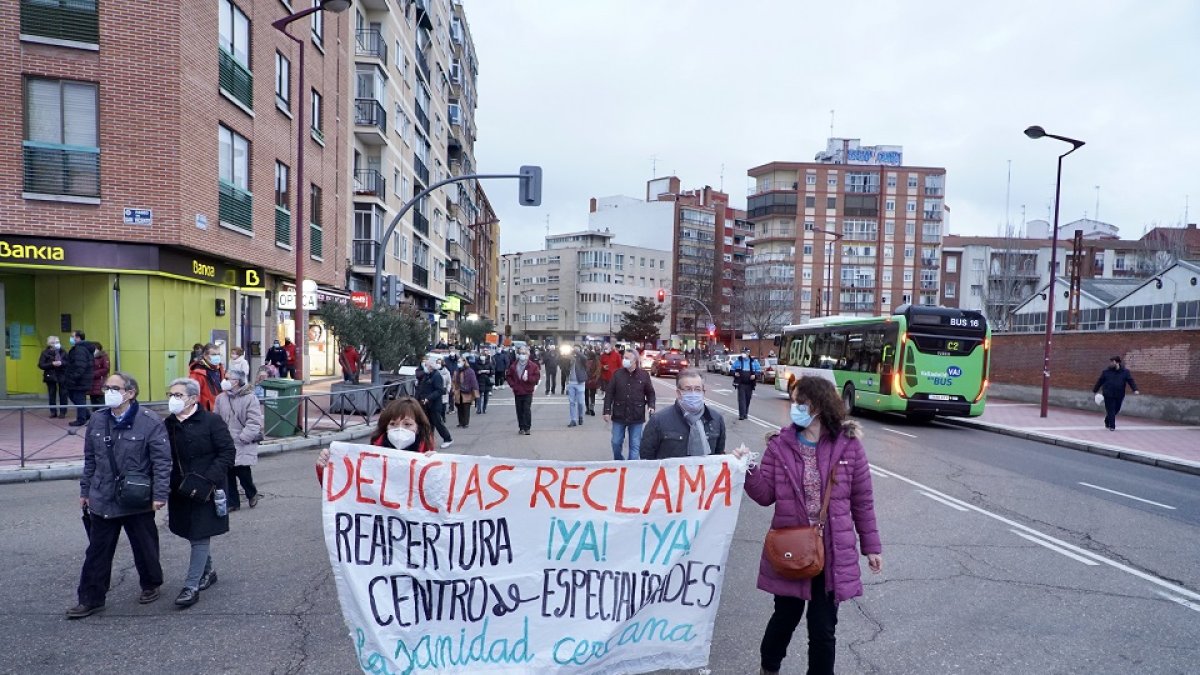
[893,372,907,399]
[974,378,990,403]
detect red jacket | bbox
[505,359,541,396]
[284,342,297,365]
[599,350,623,383]
[189,363,225,412]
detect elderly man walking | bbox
[640,368,726,459]
[603,351,656,460]
[68,372,171,619]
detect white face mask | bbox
[220,380,234,392]
[168,397,188,415]
[387,427,417,449]
[622,358,635,370]
[104,389,125,409]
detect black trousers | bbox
[760,573,839,674]
[46,381,68,414]
[585,387,597,413]
[456,400,472,427]
[1104,393,1125,429]
[77,510,162,607]
[425,401,452,442]
[515,394,533,431]
[544,367,557,394]
[559,368,568,391]
[69,389,91,423]
[227,465,257,508]
[737,384,755,419]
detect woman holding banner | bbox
[315,398,434,480]
[735,376,882,675]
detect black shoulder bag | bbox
[172,423,215,503]
[105,416,153,509]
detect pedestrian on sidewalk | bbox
[599,343,621,400]
[265,340,288,377]
[566,346,589,427]
[641,369,725,459]
[506,347,540,435]
[473,353,494,415]
[543,347,559,395]
[67,372,171,619]
[215,370,263,512]
[734,376,882,675]
[188,343,226,412]
[66,330,95,427]
[164,378,236,609]
[227,346,250,386]
[603,354,656,460]
[282,338,297,379]
[416,360,453,448]
[585,347,602,416]
[39,336,68,418]
[338,343,361,383]
[731,349,762,421]
[493,349,508,390]
[1093,355,1140,431]
[437,358,454,417]
[188,343,205,371]
[452,361,479,429]
[88,342,111,409]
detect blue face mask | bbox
[790,403,813,429]
[680,392,705,413]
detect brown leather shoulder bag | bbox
[763,451,836,580]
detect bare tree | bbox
[981,227,1039,331]
[1137,221,1191,275]
[736,279,794,356]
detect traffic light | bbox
[519,165,542,207]
[383,274,401,307]
[656,288,666,303]
[708,326,716,338]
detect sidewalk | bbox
[942,398,1200,476]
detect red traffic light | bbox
[656,288,666,303]
[707,327,716,338]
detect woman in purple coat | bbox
[736,376,882,675]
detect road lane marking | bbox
[1077,482,1177,510]
[917,490,969,512]
[870,464,1200,603]
[1010,530,1100,566]
[1157,591,1200,614]
[712,389,733,395]
[869,468,887,478]
[882,427,918,438]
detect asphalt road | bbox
[0,375,1197,674]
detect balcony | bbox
[842,231,879,242]
[22,141,99,198]
[841,302,876,313]
[358,0,389,9]
[447,238,469,263]
[415,48,431,83]
[923,211,943,221]
[920,257,941,269]
[355,28,388,66]
[748,229,796,245]
[20,0,98,45]
[748,180,798,196]
[845,184,880,194]
[747,193,798,219]
[352,239,376,267]
[412,264,429,289]
[413,209,429,237]
[219,181,252,233]
[353,99,387,145]
[924,187,944,197]
[274,206,291,246]
[446,276,474,303]
[841,279,877,289]
[413,156,430,185]
[841,255,878,265]
[749,253,795,265]
[920,281,940,290]
[414,104,431,135]
[353,169,386,199]
[219,49,253,110]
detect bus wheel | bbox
[842,383,856,415]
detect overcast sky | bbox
[463,0,1200,254]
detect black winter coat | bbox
[166,408,236,540]
[65,342,94,391]
[38,346,66,384]
[640,403,727,460]
[473,362,494,391]
[415,369,446,407]
[1094,367,1139,399]
[80,404,173,518]
[603,367,656,424]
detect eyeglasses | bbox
[679,386,705,394]
[101,386,126,393]
[166,392,190,400]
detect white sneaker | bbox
[441,440,454,449]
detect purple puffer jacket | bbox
[744,421,881,603]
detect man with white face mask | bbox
[603,350,656,460]
[69,372,171,619]
[641,369,726,460]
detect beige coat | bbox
[214,384,264,466]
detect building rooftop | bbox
[1080,278,1145,304]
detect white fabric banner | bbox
[321,442,747,674]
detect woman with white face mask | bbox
[313,398,435,482]
[214,371,263,511]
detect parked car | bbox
[758,357,779,384]
[639,350,661,370]
[707,354,728,373]
[718,356,734,375]
[651,352,689,378]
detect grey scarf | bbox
[681,406,710,457]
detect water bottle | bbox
[214,489,228,517]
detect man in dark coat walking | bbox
[603,354,656,460]
[65,330,95,426]
[542,347,559,395]
[641,369,726,459]
[730,349,761,421]
[1093,355,1140,430]
[38,336,68,418]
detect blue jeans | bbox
[610,421,643,460]
[567,382,585,423]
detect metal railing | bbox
[0,381,414,468]
[748,180,798,196]
[354,98,387,132]
[352,238,377,266]
[355,28,388,64]
[353,169,386,198]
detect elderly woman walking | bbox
[736,376,882,675]
[214,370,264,511]
[165,378,236,608]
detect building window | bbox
[802,269,813,281]
[882,269,893,283]
[906,200,917,212]
[401,234,409,262]
[310,0,323,45]
[904,246,914,259]
[945,282,956,298]
[827,175,837,187]
[1177,300,1200,327]
[945,257,957,273]
[20,0,99,45]
[906,222,916,236]
[274,51,290,110]
[884,221,895,235]
[803,244,813,256]
[805,196,815,208]
[886,174,897,188]
[310,184,323,259]
[23,77,99,198]
[274,162,290,245]
[907,175,918,188]
[885,200,895,212]
[218,125,251,231]
[826,197,836,210]
[310,89,323,140]
[218,0,252,109]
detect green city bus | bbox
[772,305,991,419]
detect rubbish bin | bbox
[260,378,303,437]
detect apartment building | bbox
[346,0,484,343]
[0,0,349,396]
[746,139,946,324]
[499,231,672,345]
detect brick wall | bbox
[991,330,1200,399]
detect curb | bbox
[940,417,1200,477]
[0,424,374,486]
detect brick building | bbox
[2,0,350,396]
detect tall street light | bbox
[273,0,351,391]
[811,226,844,316]
[1024,125,1085,418]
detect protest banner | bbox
[321,442,747,674]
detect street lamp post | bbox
[812,226,844,317]
[272,0,351,392]
[1024,125,1085,418]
